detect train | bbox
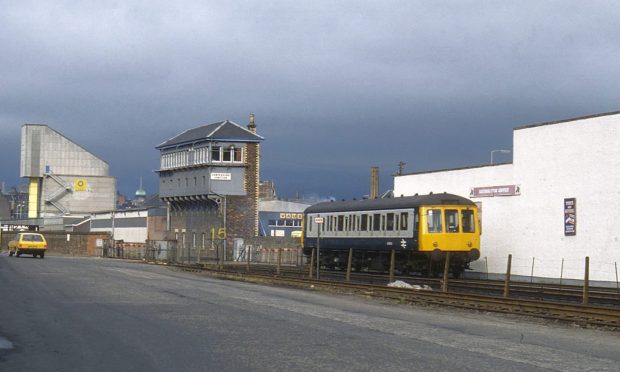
[302,192,480,277]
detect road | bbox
[1,255,619,371]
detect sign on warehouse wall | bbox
[74,179,88,191]
[564,198,576,236]
[470,184,520,197]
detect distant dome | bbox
[135,177,146,197]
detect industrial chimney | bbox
[370,166,379,199]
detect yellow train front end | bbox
[418,204,480,264]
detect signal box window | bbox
[223,147,232,162]
[427,209,443,233]
[233,147,243,162]
[445,209,459,233]
[211,147,221,162]
[461,210,476,233]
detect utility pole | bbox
[396,161,406,176]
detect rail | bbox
[156,261,620,329]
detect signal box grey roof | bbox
[305,193,475,214]
[156,120,264,150]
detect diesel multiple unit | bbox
[302,193,480,277]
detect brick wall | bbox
[229,139,260,234]
[1,231,111,256]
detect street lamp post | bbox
[490,149,511,164]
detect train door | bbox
[418,206,445,253]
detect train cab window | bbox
[427,209,443,233]
[445,209,459,233]
[400,212,408,230]
[372,214,381,231]
[361,214,368,231]
[462,210,476,233]
[386,213,395,231]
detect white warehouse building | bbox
[394,111,620,283]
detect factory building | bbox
[156,115,263,256]
[16,124,116,230]
[258,199,312,238]
[394,111,620,283]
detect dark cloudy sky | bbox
[1,1,619,200]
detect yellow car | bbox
[8,232,48,258]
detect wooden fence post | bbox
[308,248,315,279]
[442,252,451,293]
[582,256,590,305]
[503,254,512,298]
[346,248,353,282]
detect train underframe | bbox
[310,248,477,278]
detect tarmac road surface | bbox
[1,255,619,371]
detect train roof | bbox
[305,193,475,214]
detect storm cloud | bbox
[1,1,619,199]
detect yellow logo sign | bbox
[74,179,87,191]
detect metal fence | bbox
[139,237,305,266]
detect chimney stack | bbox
[370,166,379,199]
[247,113,256,133]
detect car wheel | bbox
[16,251,21,257]
[40,252,45,259]
[33,253,38,258]
[9,251,14,257]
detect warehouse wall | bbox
[395,112,620,282]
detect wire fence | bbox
[480,255,620,287]
[92,238,620,287]
[95,237,305,267]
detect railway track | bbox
[207,263,620,307]
[171,264,620,329]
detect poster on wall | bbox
[564,198,576,236]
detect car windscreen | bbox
[22,234,44,242]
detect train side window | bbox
[337,215,344,231]
[386,213,394,231]
[400,212,408,230]
[427,209,443,233]
[361,214,368,231]
[372,213,381,231]
[462,210,475,233]
[445,209,459,233]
